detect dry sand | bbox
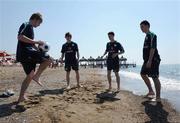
[0,66,180,123]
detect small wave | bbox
[120,71,142,80]
[120,71,180,91]
[160,77,180,91]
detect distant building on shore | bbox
[0,51,136,68]
[79,56,136,68]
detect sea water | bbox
[102,64,180,112]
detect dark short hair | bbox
[65,32,72,37]
[29,12,43,23]
[108,32,115,36]
[140,20,150,27]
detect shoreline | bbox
[0,66,180,123]
[99,67,180,113]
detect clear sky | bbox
[0,0,180,65]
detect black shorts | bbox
[65,60,79,72]
[141,59,160,78]
[20,51,49,75]
[107,59,119,72]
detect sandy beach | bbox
[0,66,180,123]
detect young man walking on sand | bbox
[102,32,124,92]
[140,20,161,102]
[16,13,52,103]
[60,32,82,90]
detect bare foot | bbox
[77,84,83,88]
[11,102,19,110]
[17,96,29,103]
[156,97,161,102]
[66,85,71,90]
[106,87,112,92]
[144,92,155,98]
[32,77,43,86]
[116,88,120,93]
[11,97,28,110]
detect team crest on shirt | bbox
[67,46,73,53]
[72,44,74,47]
[114,44,117,47]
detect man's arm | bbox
[148,49,155,62]
[17,35,43,45]
[146,49,155,68]
[112,43,125,58]
[102,43,108,58]
[77,51,80,60]
[76,44,80,60]
[118,43,125,54]
[60,44,65,63]
[112,51,124,58]
[146,35,156,68]
[102,51,107,58]
[117,49,125,55]
[60,53,65,63]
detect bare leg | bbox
[75,70,81,87]
[32,59,51,86]
[18,70,34,103]
[107,70,112,90]
[152,77,161,99]
[114,72,120,91]
[141,74,155,95]
[66,71,71,89]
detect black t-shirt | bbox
[105,41,124,60]
[16,22,34,62]
[143,32,160,62]
[61,41,78,63]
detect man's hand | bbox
[77,57,79,62]
[146,60,152,68]
[112,53,118,59]
[102,51,107,59]
[59,58,63,64]
[36,41,44,45]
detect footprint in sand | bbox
[23,96,41,107]
[96,107,103,113]
[64,96,75,103]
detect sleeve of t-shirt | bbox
[61,44,66,53]
[118,43,125,52]
[150,35,157,49]
[18,23,25,35]
[19,23,31,36]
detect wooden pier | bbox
[79,56,136,69]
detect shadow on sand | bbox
[37,87,79,96]
[0,102,26,118]
[142,101,169,123]
[38,88,65,96]
[95,91,120,104]
[0,88,66,118]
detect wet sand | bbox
[0,66,180,123]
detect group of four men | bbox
[16,13,161,104]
